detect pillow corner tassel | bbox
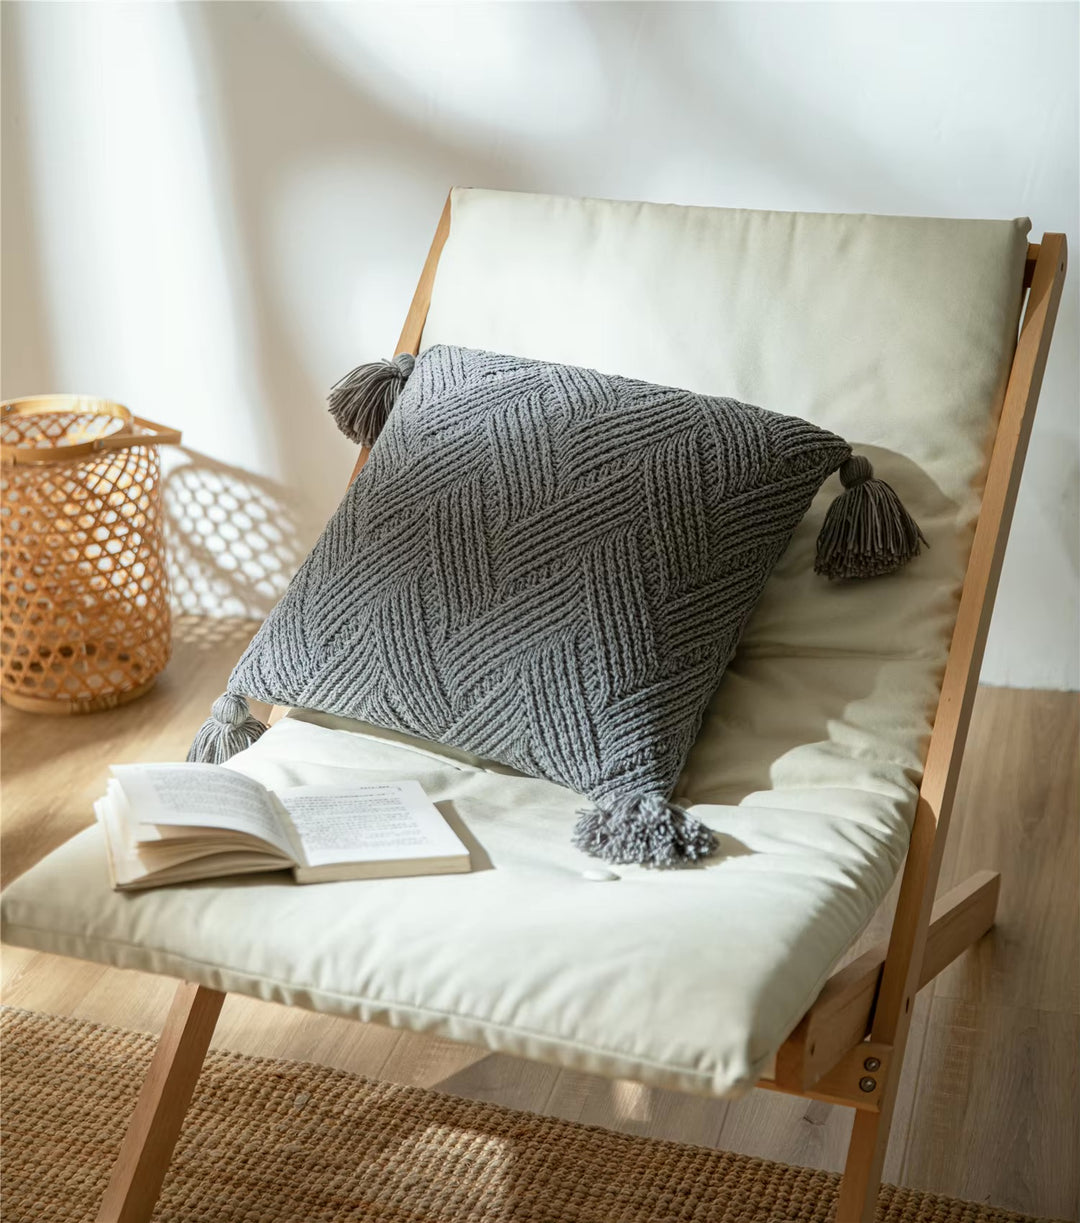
[187,693,268,765]
[815,454,928,581]
[327,352,416,447]
[573,794,717,869]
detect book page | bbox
[277,781,468,869]
[110,763,296,860]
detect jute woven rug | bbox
[0,1007,1058,1223]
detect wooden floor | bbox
[2,616,1077,1220]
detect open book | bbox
[96,763,471,890]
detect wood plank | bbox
[802,1040,892,1111]
[1023,242,1039,289]
[1,949,108,1015]
[72,966,181,1036]
[378,1030,492,1091]
[0,944,38,994]
[0,615,264,889]
[901,999,1079,1220]
[772,950,884,1092]
[873,233,1067,1047]
[544,1067,729,1147]
[346,193,452,487]
[424,1049,562,1116]
[936,687,1079,1012]
[918,869,999,986]
[773,870,1000,1093]
[96,982,225,1223]
[214,994,402,1077]
[834,232,1068,1221]
[879,989,932,1186]
[715,990,933,1180]
[715,1089,855,1175]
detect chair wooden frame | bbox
[94,197,1067,1223]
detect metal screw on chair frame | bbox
[859,1076,877,1093]
[863,1056,881,1072]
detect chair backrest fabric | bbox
[421,189,1029,822]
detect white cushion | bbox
[3,713,908,1096]
[1,194,1029,1095]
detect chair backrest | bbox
[375,186,1065,1067]
[413,190,1030,819]
[425,190,1025,640]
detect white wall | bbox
[3,1,1077,686]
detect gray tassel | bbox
[328,353,415,446]
[573,794,717,868]
[815,455,927,580]
[187,693,268,764]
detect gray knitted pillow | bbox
[201,344,922,866]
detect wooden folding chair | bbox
[16,199,1072,1223]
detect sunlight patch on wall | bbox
[11,2,276,478]
[284,1,604,137]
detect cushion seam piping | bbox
[1,917,796,1085]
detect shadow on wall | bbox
[164,448,309,620]
[172,1,939,548]
[177,1,580,545]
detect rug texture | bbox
[0,1007,1061,1223]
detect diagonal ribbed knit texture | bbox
[230,345,851,859]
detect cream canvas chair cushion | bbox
[0,191,1029,1097]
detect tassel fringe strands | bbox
[815,454,927,580]
[186,693,268,764]
[573,795,718,868]
[328,354,415,446]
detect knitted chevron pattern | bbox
[228,345,852,865]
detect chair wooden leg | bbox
[96,981,226,1223]
[836,1108,891,1222]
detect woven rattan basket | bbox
[0,396,181,714]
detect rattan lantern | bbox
[1,396,181,714]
